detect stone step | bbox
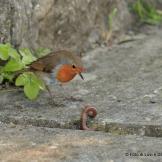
[0,123,161,162]
[1,28,162,138]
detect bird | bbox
[29,50,85,98]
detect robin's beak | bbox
[79,73,84,80]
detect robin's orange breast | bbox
[56,65,76,83]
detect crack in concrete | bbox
[1,114,162,137]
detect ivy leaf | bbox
[0,43,20,61]
[0,43,11,60]
[3,59,24,72]
[9,48,20,60]
[2,73,15,82]
[15,73,28,86]
[24,83,40,100]
[19,48,36,65]
[0,44,48,100]
[36,78,45,90]
[35,48,51,57]
[28,73,45,90]
[15,72,45,100]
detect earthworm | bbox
[80,105,97,131]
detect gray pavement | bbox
[1,28,162,161]
[1,29,162,135]
[0,123,162,162]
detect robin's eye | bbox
[72,65,76,68]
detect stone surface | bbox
[0,27,162,137]
[0,123,162,162]
[9,0,39,49]
[2,0,162,52]
[34,0,132,51]
[0,0,38,47]
[0,0,11,43]
[1,1,162,161]
[0,0,133,51]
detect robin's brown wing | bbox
[29,52,58,72]
[29,50,82,72]
[30,61,45,71]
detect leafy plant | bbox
[132,0,162,25]
[102,8,118,43]
[108,8,118,31]
[0,43,50,100]
[16,72,45,100]
[34,47,51,58]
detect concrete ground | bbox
[0,123,162,162]
[0,27,162,161]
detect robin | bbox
[29,50,85,98]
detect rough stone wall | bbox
[0,0,38,48]
[0,0,133,52]
[0,0,12,43]
[34,0,133,52]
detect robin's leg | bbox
[45,84,65,106]
[45,84,53,99]
[45,84,57,105]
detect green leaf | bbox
[35,48,51,58]
[0,43,11,60]
[8,48,20,60]
[19,48,36,65]
[108,8,118,30]
[15,73,27,86]
[132,0,162,25]
[0,43,21,61]
[2,73,15,82]
[24,83,40,100]
[3,59,24,72]
[36,78,45,90]
[15,72,45,100]
[28,73,45,90]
